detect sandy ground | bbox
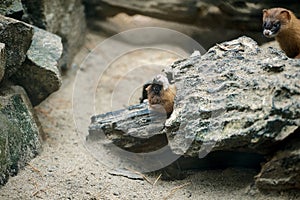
[0,30,299,200]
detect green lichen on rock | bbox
[0,85,42,186]
[0,114,10,185]
[0,112,21,185]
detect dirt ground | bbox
[0,30,299,200]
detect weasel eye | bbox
[152,84,162,94]
[273,22,280,28]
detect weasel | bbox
[145,74,176,117]
[262,7,300,58]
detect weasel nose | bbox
[263,29,272,37]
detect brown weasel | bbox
[146,74,176,117]
[262,7,300,58]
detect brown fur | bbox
[146,84,176,117]
[263,8,300,58]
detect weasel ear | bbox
[280,10,291,21]
[262,9,268,16]
[145,85,151,92]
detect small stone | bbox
[113,192,120,196]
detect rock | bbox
[255,130,300,190]
[21,0,86,69]
[0,14,33,78]
[89,102,168,153]
[0,113,13,185]
[11,27,63,106]
[0,84,43,185]
[88,36,300,184]
[0,43,5,81]
[1,0,86,69]
[0,0,23,17]
[84,0,198,22]
[166,36,300,156]
[84,0,300,29]
[84,1,300,48]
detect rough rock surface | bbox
[0,0,23,17]
[21,0,86,69]
[0,14,33,78]
[11,27,63,106]
[0,85,43,185]
[0,43,5,81]
[255,130,300,190]
[89,102,168,153]
[0,0,86,69]
[166,36,300,156]
[89,36,300,190]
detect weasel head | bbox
[145,74,169,97]
[262,8,292,38]
[146,84,163,95]
[145,74,170,100]
[151,74,170,91]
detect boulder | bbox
[0,0,86,70]
[88,36,300,189]
[0,14,33,78]
[0,84,43,185]
[0,0,23,17]
[166,36,300,156]
[0,43,5,82]
[255,130,300,190]
[21,0,86,69]
[11,27,63,106]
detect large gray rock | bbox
[22,0,86,69]
[0,14,33,78]
[165,36,300,156]
[0,85,43,185]
[0,43,5,82]
[11,27,63,106]
[89,36,300,189]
